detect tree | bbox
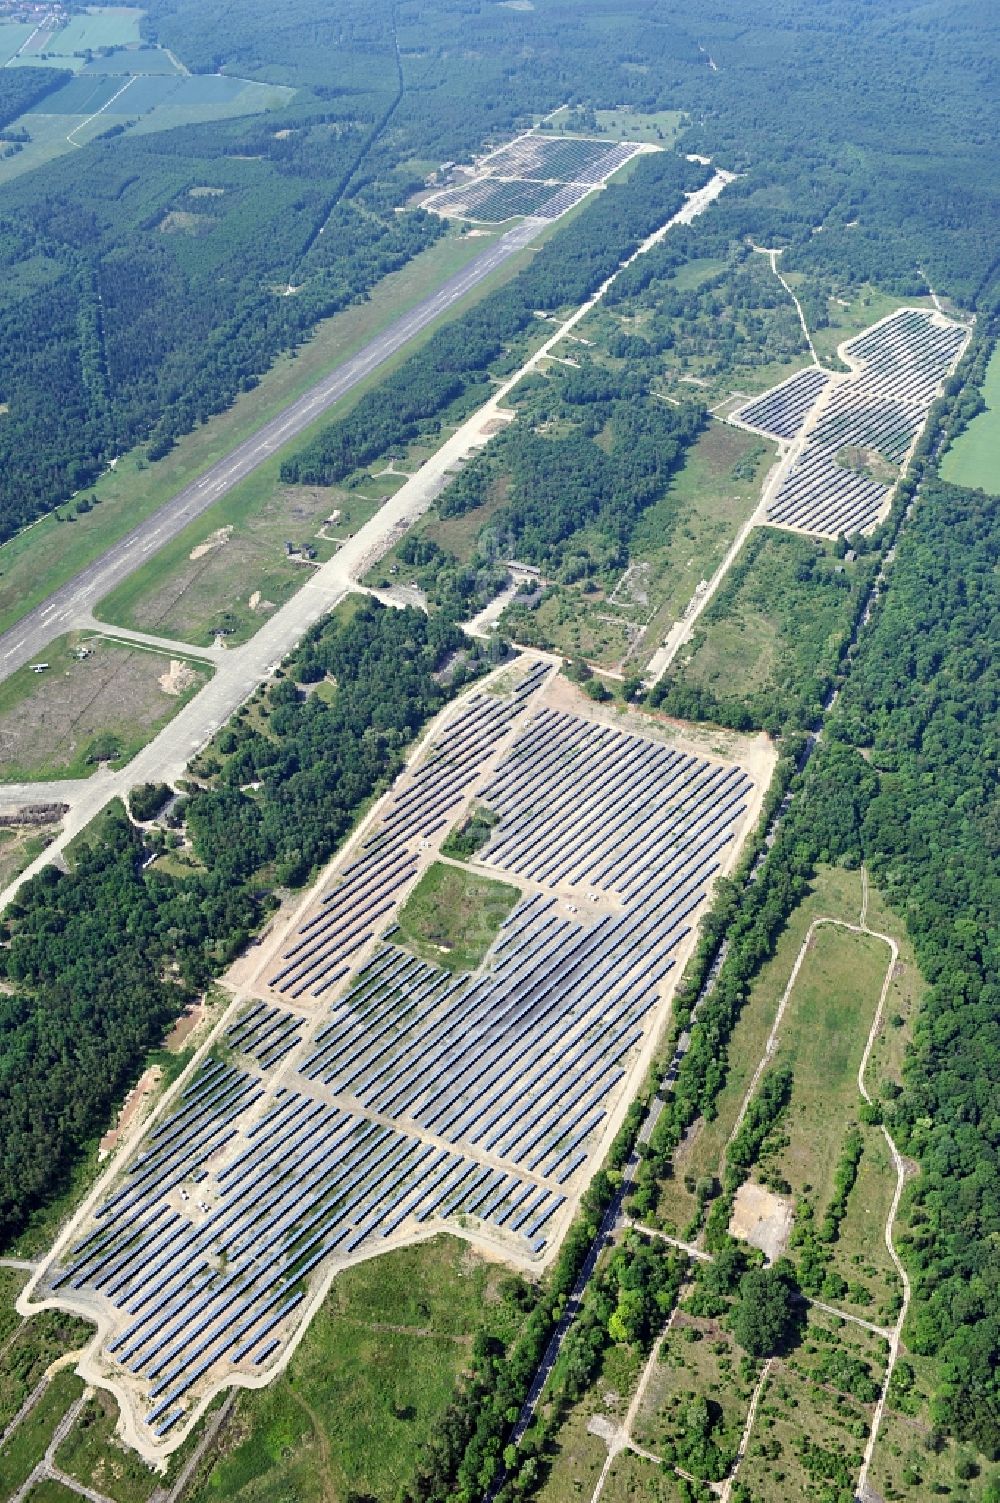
[730,1262,800,1357]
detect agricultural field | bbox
[0,9,293,182]
[653,527,871,733]
[0,634,212,781]
[941,342,1000,493]
[186,1237,533,1503]
[395,860,521,971]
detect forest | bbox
[815,475,999,1450]
[0,602,493,1243]
[0,0,995,537]
[0,67,70,131]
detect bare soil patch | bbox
[99,1067,162,1158]
[729,1179,794,1263]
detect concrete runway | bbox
[0,216,546,684]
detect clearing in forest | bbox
[941,341,1000,494]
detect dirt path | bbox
[286,1385,337,1503]
[755,246,822,366]
[706,868,906,1498]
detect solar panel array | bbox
[42,681,756,1449]
[766,310,966,536]
[481,135,640,185]
[733,366,832,440]
[425,133,642,223]
[268,662,550,1002]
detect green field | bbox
[0,227,532,644]
[0,1369,86,1499]
[658,525,870,732]
[0,22,37,63]
[542,106,686,145]
[395,860,521,970]
[0,632,212,781]
[941,342,1000,493]
[189,1237,532,1503]
[766,925,889,1201]
[654,866,865,1234]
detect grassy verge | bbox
[187,1236,533,1503]
[0,226,534,640]
[940,342,1000,494]
[0,1370,85,1497]
[0,824,60,888]
[395,861,520,971]
[0,633,211,781]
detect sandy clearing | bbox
[729,1180,794,1263]
[158,659,198,697]
[189,526,233,561]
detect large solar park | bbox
[422,130,648,224]
[734,308,968,536]
[32,658,761,1453]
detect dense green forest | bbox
[814,476,999,1450]
[0,602,490,1243]
[0,0,996,536]
[0,67,70,132]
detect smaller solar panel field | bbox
[762,310,968,536]
[424,131,646,224]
